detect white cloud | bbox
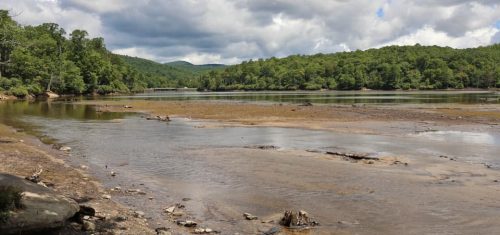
[2,0,499,64]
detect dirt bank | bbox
[0,123,155,234]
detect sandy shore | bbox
[82,100,500,135]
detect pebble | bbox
[82,221,96,231]
[243,213,258,220]
[102,194,111,200]
[115,216,128,222]
[59,146,71,151]
[164,206,175,214]
[134,211,145,218]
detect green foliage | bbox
[0,10,151,97]
[0,186,23,223]
[197,44,500,91]
[8,85,29,97]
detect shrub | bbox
[0,186,23,223]
[8,85,29,97]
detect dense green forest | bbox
[0,10,156,97]
[117,56,225,88]
[198,44,500,91]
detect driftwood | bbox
[326,151,379,161]
[146,115,171,122]
[25,167,43,183]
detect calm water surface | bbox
[115,90,500,104]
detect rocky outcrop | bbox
[0,174,79,234]
[41,91,60,99]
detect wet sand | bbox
[82,100,500,135]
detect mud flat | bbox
[1,99,499,234]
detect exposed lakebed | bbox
[1,92,499,234]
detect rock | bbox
[205,228,213,233]
[182,197,191,201]
[41,91,60,99]
[243,212,258,220]
[114,216,128,222]
[59,146,71,151]
[176,220,197,227]
[262,226,281,235]
[82,220,96,231]
[280,210,319,228]
[134,211,145,218]
[123,105,133,109]
[110,171,117,177]
[0,173,79,234]
[102,194,111,200]
[80,165,89,170]
[164,206,176,214]
[172,211,184,217]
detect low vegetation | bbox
[0,186,23,223]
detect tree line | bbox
[197,44,500,91]
[0,10,155,97]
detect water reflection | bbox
[111,90,500,104]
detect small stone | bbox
[243,213,258,220]
[134,211,145,218]
[114,186,122,190]
[115,216,128,222]
[82,221,96,231]
[111,171,117,176]
[194,228,205,234]
[83,215,90,220]
[165,206,175,214]
[185,220,197,227]
[172,211,184,217]
[102,194,112,199]
[80,165,89,170]
[149,197,154,200]
[59,146,72,151]
[182,197,191,201]
[205,228,213,233]
[262,226,281,235]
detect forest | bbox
[198,44,500,91]
[1,9,499,98]
[0,10,154,97]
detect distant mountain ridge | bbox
[117,55,226,84]
[164,60,227,72]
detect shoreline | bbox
[0,123,157,234]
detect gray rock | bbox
[0,174,79,234]
[82,220,96,231]
[243,212,258,220]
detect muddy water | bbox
[1,99,500,234]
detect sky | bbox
[2,0,500,64]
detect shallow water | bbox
[114,90,500,104]
[1,96,499,233]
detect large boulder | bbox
[0,174,79,234]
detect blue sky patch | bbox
[376,7,384,18]
[496,20,500,29]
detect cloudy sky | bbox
[3,0,500,64]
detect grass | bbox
[0,186,23,223]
